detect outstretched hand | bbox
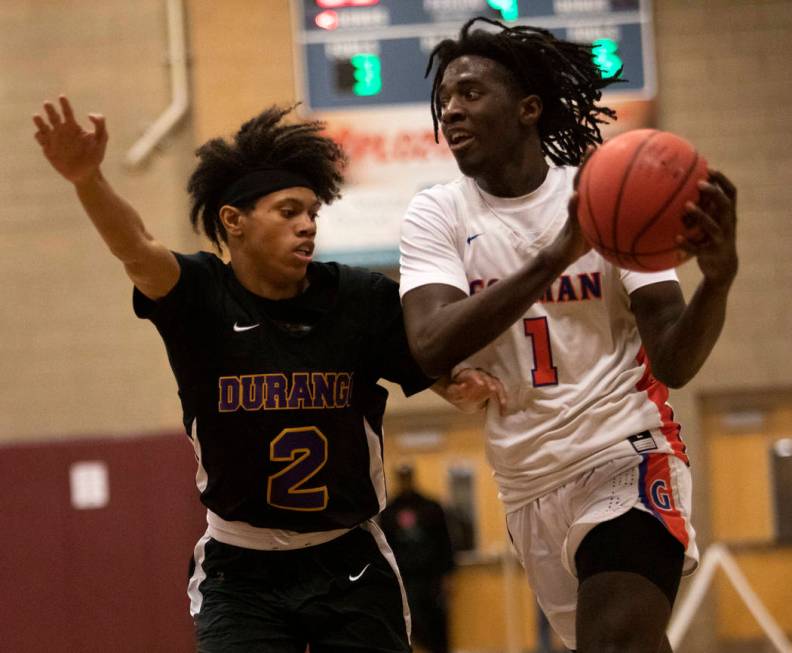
[33,96,108,184]
[444,367,507,415]
[677,169,738,286]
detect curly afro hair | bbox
[187,105,347,251]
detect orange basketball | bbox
[577,129,708,271]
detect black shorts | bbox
[191,525,410,653]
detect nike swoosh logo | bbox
[466,233,484,244]
[233,322,260,332]
[348,563,371,582]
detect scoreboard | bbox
[293,0,656,112]
[291,0,656,267]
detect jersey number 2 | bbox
[523,317,558,386]
[267,426,329,512]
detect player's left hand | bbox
[677,169,738,287]
[444,368,507,415]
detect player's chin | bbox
[453,151,486,178]
[281,258,310,281]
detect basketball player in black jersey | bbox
[33,96,503,653]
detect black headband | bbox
[218,169,316,208]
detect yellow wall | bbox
[714,550,792,640]
[701,391,792,641]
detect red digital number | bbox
[316,0,379,7]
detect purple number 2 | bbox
[267,426,328,512]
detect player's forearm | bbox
[74,169,154,263]
[650,277,733,388]
[413,250,568,376]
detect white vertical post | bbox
[501,547,522,653]
[668,543,792,653]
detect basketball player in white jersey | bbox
[399,18,738,653]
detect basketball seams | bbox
[629,151,702,268]
[611,130,661,269]
[578,129,705,271]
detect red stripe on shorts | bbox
[635,347,688,464]
[640,453,690,549]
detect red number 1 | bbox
[523,317,558,386]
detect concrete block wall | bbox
[0,0,198,439]
[656,0,792,392]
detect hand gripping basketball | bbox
[577,129,709,271]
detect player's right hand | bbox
[33,96,108,184]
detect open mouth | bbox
[447,130,475,152]
[294,243,314,261]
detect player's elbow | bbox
[409,336,451,379]
[660,376,689,390]
[652,366,692,390]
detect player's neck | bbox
[475,156,549,198]
[230,256,309,300]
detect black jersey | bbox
[134,252,432,532]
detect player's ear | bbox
[519,94,543,127]
[219,205,243,237]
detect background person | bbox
[380,463,456,653]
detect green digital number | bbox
[487,0,518,21]
[592,38,623,79]
[350,53,382,96]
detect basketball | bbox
[577,129,709,271]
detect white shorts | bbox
[505,454,699,651]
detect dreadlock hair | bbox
[426,17,620,166]
[187,105,346,251]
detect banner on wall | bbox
[292,0,657,266]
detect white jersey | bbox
[400,166,687,512]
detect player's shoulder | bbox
[331,263,401,324]
[405,176,476,239]
[329,262,397,297]
[409,175,471,210]
[175,250,226,277]
[331,263,399,293]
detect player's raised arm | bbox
[33,95,179,299]
[630,170,738,388]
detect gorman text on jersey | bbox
[469,272,603,303]
[218,372,354,412]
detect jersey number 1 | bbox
[523,317,558,386]
[267,426,329,512]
